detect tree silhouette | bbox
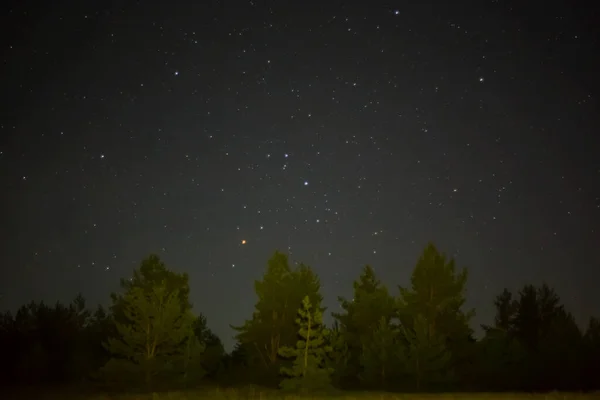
[232,251,323,385]
[332,265,395,387]
[278,296,333,392]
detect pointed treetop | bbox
[407,242,468,301]
[355,265,380,291]
[112,254,192,321]
[254,250,293,300]
[125,254,189,289]
[267,250,292,276]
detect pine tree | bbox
[401,314,451,391]
[325,321,350,387]
[111,254,191,322]
[398,243,474,388]
[99,255,202,388]
[278,296,333,392]
[360,316,400,389]
[508,284,581,390]
[332,265,395,386]
[232,251,323,383]
[101,284,203,387]
[398,243,473,338]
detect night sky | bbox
[1,0,599,350]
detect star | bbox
[2,0,596,368]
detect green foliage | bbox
[359,317,401,389]
[536,308,582,389]
[5,387,600,400]
[477,283,587,391]
[111,254,191,325]
[0,294,110,384]
[232,251,323,385]
[400,314,452,390]
[278,296,333,392]
[193,314,225,377]
[325,321,350,386]
[99,255,204,389]
[398,243,474,336]
[2,245,600,393]
[474,327,527,390]
[490,288,517,331]
[397,243,474,388]
[332,265,395,387]
[101,284,202,387]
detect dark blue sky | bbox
[1,0,599,350]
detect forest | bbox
[1,243,598,400]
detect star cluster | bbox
[1,1,599,349]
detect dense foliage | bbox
[0,244,598,394]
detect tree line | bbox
[0,243,598,393]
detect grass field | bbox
[4,387,599,400]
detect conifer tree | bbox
[583,317,600,389]
[101,284,203,387]
[99,255,202,388]
[333,265,395,384]
[232,251,323,383]
[360,316,400,389]
[278,296,333,391]
[492,284,582,391]
[398,243,473,338]
[325,321,350,386]
[398,243,474,388]
[401,314,451,390]
[111,254,191,323]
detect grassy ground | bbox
[3,387,599,400]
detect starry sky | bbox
[1,0,599,350]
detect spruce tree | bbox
[278,296,333,391]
